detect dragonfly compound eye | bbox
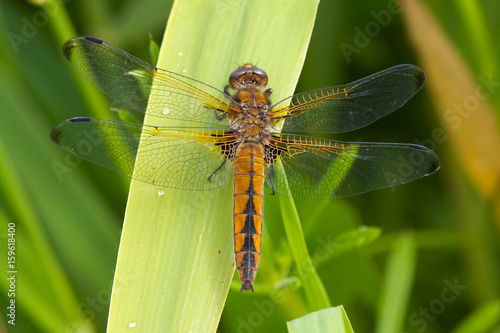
[229,64,268,89]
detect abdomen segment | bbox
[233,142,264,292]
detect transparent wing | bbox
[265,134,440,199]
[62,36,238,126]
[270,65,425,133]
[50,117,236,190]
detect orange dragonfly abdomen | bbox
[233,142,264,292]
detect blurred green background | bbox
[1,0,499,332]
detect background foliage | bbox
[0,0,499,332]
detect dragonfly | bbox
[51,36,440,292]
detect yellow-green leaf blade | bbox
[287,306,354,333]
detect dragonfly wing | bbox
[50,117,235,190]
[271,64,425,133]
[63,36,237,126]
[265,134,440,199]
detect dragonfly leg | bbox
[214,109,228,121]
[213,85,235,121]
[208,158,227,182]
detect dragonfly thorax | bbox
[229,65,274,144]
[231,112,272,144]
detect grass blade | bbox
[287,306,354,333]
[280,195,331,311]
[375,232,417,333]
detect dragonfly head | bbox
[229,64,268,90]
